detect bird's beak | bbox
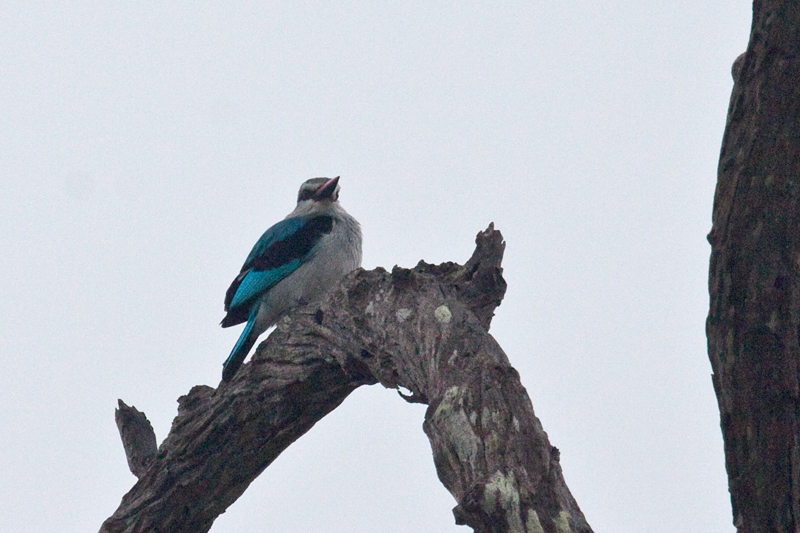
[314,176,340,200]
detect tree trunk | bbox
[101,225,592,533]
[707,2,800,531]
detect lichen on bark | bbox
[104,224,592,533]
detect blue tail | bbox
[222,316,258,382]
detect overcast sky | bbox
[1,2,752,532]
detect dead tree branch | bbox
[102,224,592,533]
[114,400,157,479]
[708,1,800,531]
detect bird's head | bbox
[288,177,346,218]
[296,176,340,205]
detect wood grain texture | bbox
[103,225,591,533]
[114,400,157,479]
[708,2,800,531]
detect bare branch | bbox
[101,225,591,533]
[708,1,800,530]
[115,400,157,479]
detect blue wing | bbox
[222,305,260,381]
[221,215,334,327]
[227,258,302,310]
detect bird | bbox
[220,176,362,381]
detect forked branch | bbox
[102,224,591,533]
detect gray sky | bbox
[1,2,751,532]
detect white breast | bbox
[253,208,362,331]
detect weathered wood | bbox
[115,400,157,479]
[707,2,800,531]
[104,225,591,533]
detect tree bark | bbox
[707,2,800,531]
[101,224,592,533]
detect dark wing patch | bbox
[250,215,333,270]
[221,215,334,327]
[222,270,250,326]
